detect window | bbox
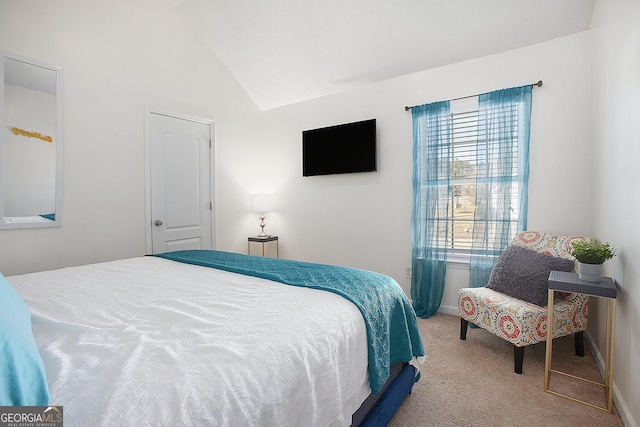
[445,97,521,255]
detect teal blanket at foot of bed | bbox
[152,250,425,394]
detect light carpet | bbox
[389,313,623,426]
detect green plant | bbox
[569,239,617,264]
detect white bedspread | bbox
[3,216,52,224]
[8,257,371,426]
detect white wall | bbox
[591,1,640,425]
[217,32,593,306]
[0,0,261,275]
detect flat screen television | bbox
[302,119,376,177]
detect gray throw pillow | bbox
[486,245,575,306]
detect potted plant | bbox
[569,239,617,282]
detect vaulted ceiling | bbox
[174,0,595,110]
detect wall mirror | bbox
[1,52,63,229]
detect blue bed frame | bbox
[351,363,416,427]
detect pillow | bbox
[0,272,49,405]
[486,245,575,306]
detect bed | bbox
[2,250,424,426]
[2,214,54,224]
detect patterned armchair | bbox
[457,231,588,373]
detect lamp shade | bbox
[251,193,273,213]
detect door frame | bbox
[144,106,216,254]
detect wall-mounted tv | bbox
[302,119,376,177]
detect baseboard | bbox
[585,330,637,427]
[437,304,458,316]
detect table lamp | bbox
[251,193,273,237]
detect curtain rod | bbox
[404,80,542,111]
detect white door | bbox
[146,110,214,254]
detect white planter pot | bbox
[577,262,602,282]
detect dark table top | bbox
[548,270,617,299]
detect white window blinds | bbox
[442,98,521,251]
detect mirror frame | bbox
[0,52,63,229]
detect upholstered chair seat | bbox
[458,231,588,373]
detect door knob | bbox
[154,220,163,226]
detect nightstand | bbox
[247,236,279,258]
[545,271,617,412]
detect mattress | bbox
[8,256,372,426]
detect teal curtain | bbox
[411,101,451,318]
[468,85,532,287]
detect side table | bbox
[545,271,617,412]
[247,236,279,258]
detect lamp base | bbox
[258,215,269,238]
